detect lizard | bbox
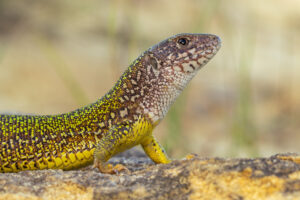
[0,33,221,173]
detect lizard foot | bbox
[94,163,130,174]
[184,153,198,160]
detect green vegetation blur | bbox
[0,0,299,158]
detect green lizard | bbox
[0,33,221,173]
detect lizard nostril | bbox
[209,35,221,47]
[211,35,218,41]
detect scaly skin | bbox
[0,33,221,173]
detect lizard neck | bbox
[88,54,180,126]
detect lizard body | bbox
[0,33,221,173]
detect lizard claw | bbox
[94,162,130,174]
[184,153,198,160]
[112,164,130,175]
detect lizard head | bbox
[147,33,221,87]
[122,34,221,124]
[143,34,221,94]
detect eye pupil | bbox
[178,38,188,45]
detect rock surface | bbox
[1,149,300,200]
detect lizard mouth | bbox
[215,40,222,54]
[208,34,222,50]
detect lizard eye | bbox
[177,38,188,46]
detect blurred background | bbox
[0,0,299,158]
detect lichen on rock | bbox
[1,150,300,200]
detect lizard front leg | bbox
[93,121,133,174]
[141,135,172,164]
[94,117,171,173]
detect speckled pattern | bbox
[0,33,221,172]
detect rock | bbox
[1,150,300,200]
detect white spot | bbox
[206,49,212,54]
[131,79,137,85]
[182,62,196,73]
[147,65,152,74]
[192,54,198,59]
[120,108,128,118]
[131,95,140,102]
[119,97,125,103]
[181,52,188,57]
[167,53,173,60]
[176,52,187,59]
[174,66,182,72]
[198,57,207,65]
[137,71,141,81]
[188,48,196,54]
